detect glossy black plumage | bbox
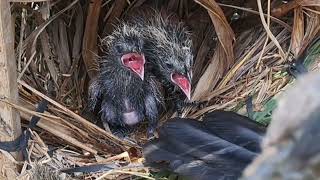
[143,111,265,180]
[89,23,164,138]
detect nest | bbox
[1,0,320,179]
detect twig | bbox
[256,0,285,59]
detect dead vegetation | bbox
[0,0,319,179]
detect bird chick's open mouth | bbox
[171,73,191,100]
[121,53,145,80]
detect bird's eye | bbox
[114,45,123,53]
[165,63,173,69]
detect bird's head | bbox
[152,45,193,100]
[167,51,193,101]
[143,17,194,99]
[147,23,194,100]
[104,24,145,80]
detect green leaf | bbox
[252,98,277,125]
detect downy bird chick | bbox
[138,11,194,102]
[89,23,163,138]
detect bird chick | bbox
[143,111,265,180]
[138,11,194,101]
[89,23,163,138]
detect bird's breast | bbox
[122,98,141,126]
[122,111,140,126]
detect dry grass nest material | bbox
[1,0,320,179]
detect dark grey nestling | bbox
[89,23,164,138]
[242,72,320,180]
[127,10,194,101]
[144,13,194,101]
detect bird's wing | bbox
[144,117,258,180]
[202,110,265,153]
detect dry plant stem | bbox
[190,96,247,118]
[256,0,271,69]
[257,0,285,59]
[1,98,98,154]
[303,7,320,15]
[218,44,257,88]
[272,0,320,17]
[0,150,21,165]
[17,8,26,72]
[217,3,292,31]
[96,168,154,180]
[102,0,113,7]
[0,0,21,178]
[18,0,79,81]
[13,99,93,141]
[0,98,58,121]
[17,51,36,81]
[299,10,320,56]
[100,152,130,163]
[17,80,129,148]
[247,68,270,99]
[19,111,98,154]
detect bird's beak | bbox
[121,53,145,80]
[171,73,191,100]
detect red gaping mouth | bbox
[121,53,145,80]
[171,73,191,100]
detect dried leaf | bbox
[58,19,71,74]
[39,27,59,84]
[272,0,320,18]
[82,0,102,79]
[271,0,300,18]
[291,7,304,57]
[103,0,127,36]
[297,10,320,57]
[192,44,225,101]
[194,0,235,69]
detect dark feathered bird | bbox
[89,23,164,138]
[143,111,265,180]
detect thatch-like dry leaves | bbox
[1,0,320,179]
